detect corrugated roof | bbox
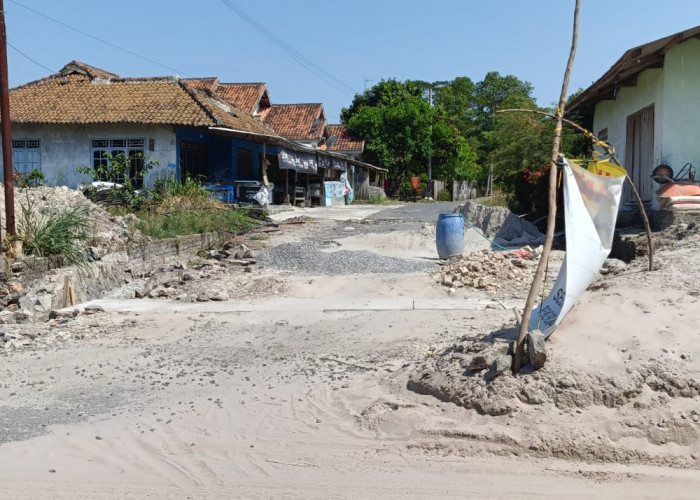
[568,25,700,115]
[261,103,326,141]
[323,124,365,153]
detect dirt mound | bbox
[461,201,544,246]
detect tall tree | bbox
[342,79,476,182]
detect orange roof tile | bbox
[324,124,365,153]
[181,77,220,92]
[261,103,326,141]
[8,62,277,136]
[217,83,269,115]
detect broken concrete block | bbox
[486,355,513,380]
[527,329,547,370]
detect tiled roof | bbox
[217,83,269,115]
[8,62,276,136]
[180,84,277,135]
[181,77,220,92]
[261,103,326,141]
[324,124,365,153]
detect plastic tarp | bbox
[529,158,625,337]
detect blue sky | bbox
[5,0,700,122]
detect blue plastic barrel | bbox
[436,213,465,259]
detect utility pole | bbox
[427,87,433,185]
[0,0,14,241]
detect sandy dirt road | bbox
[0,203,699,498]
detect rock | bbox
[49,309,79,320]
[527,329,547,370]
[486,355,513,380]
[182,272,195,281]
[209,290,229,301]
[468,354,490,371]
[83,305,105,315]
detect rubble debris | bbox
[434,248,541,293]
[461,201,544,246]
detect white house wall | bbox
[0,123,177,188]
[592,38,700,209]
[592,67,664,175]
[660,38,700,170]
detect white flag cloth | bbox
[529,158,625,337]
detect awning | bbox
[278,147,318,173]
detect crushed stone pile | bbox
[435,247,542,293]
[461,201,544,246]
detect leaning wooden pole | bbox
[513,0,581,373]
[495,109,654,271]
[0,0,15,240]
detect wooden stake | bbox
[62,275,70,308]
[513,0,581,374]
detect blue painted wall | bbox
[175,127,279,182]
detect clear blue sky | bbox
[5,0,700,123]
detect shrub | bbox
[436,188,451,201]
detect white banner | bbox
[529,159,625,337]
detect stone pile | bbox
[435,247,541,293]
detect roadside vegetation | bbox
[9,163,260,263]
[342,76,587,215]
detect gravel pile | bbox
[257,242,437,275]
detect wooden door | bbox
[625,104,655,202]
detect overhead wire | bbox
[7,40,55,74]
[7,0,192,77]
[217,0,358,96]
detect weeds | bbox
[136,207,258,239]
[16,194,89,266]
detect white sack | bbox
[529,158,625,337]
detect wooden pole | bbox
[513,0,581,374]
[496,108,654,271]
[0,0,15,238]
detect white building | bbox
[569,25,700,210]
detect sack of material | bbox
[529,158,625,337]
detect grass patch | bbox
[479,191,509,207]
[16,195,90,266]
[135,207,258,239]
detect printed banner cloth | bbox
[529,158,625,337]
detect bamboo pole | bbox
[496,108,653,271]
[513,0,581,374]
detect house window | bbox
[12,139,41,175]
[91,138,146,188]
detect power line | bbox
[7,0,192,77]
[218,0,358,96]
[7,40,55,74]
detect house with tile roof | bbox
[260,103,327,148]
[2,61,385,204]
[182,79,271,117]
[322,124,365,157]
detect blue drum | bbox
[436,213,465,259]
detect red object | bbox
[658,182,700,197]
[410,176,420,190]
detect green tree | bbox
[343,79,475,181]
